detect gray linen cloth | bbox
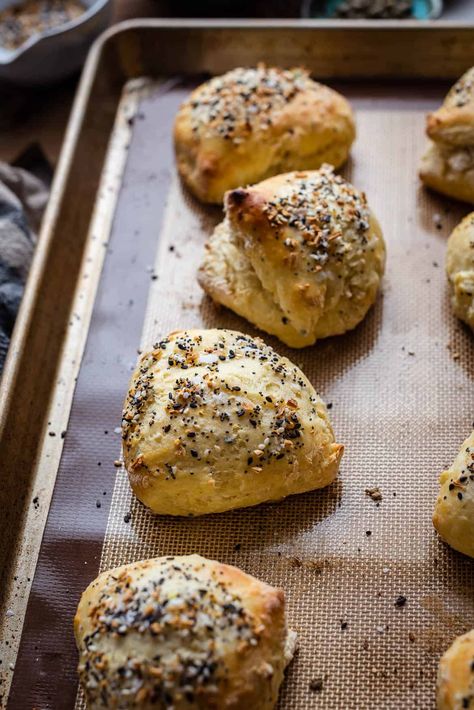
[0,162,48,372]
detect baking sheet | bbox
[82,80,474,708]
[8,73,474,708]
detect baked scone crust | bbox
[433,431,474,558]
[445,212,474,330]
[122,329,343,516]
[75,554,295,709]
[174,65,355,204]
[420,67,474,204]
[199,166,385,348]
[427,67,474,147]
[419,143,474,204]
[437,630,474,710]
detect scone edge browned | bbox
[122,328,343,515]
[199,166,385,347]
[75,554,296,709]
[174,65,355,204]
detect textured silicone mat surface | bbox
[71,82,474,709]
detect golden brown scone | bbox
[75,554,296,709]
[427,67,474,147]
[174,65,355,204]
[433,431,474,558]
[122,329,343,515]
[419,143,474,205]
[437,630,474,710]
[198,166,385,348]
[446,212,474,330]
[420,67,474,204]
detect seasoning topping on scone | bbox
[199,167,385,347]
[75,555,296,709]
[122,329,342,515]
[174,65,355,203]
[189,66,319,143]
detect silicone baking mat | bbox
[10,79,474,709]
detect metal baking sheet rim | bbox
[1,18,474,706]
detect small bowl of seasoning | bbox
[0,0,110,85]
[302,0,443,19]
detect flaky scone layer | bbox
[419,142,474,204]
[199,166,385,347]
[420,66,474,204]
[445,211,474,330]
